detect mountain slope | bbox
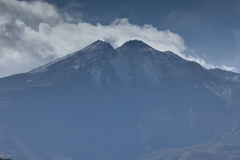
[0,40,121,92]
[0,40,240,160]
[210,68,240,82]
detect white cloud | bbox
[184,55,238,72]
[0,0,60,24]
[0,0,237,78]
[36,18,187,56]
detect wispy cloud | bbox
[0,0,236,78]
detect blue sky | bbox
[0,0,239,77]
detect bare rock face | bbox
[1,40,240,160]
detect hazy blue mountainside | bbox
[209,68,240,82]
[1,40,240,160]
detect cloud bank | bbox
[0,0,236,78]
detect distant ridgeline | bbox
[0,158,11,160]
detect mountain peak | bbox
[92,39,105,45]
[120,39,153,50]
[83,40,112,51]
[27,40,114,75]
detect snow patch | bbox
[204,83,232,102]
[28,53,74,74]
[220,125,238,140]
[188,108,198,124]
[106,76,112,88]
[52,154,74,160]
[11,136,42,160]
[233,76,240,81]
[26,80,32,83]
[72,65,80,70]
[90,67,102,86]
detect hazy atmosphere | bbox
[2,1,240,160]
[1,0,240,78]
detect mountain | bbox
[1,40,240,160]
[209,68,240,82]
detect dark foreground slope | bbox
[0,40,240,160]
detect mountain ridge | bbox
[0,40,234,92]
[1,40,240,160]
